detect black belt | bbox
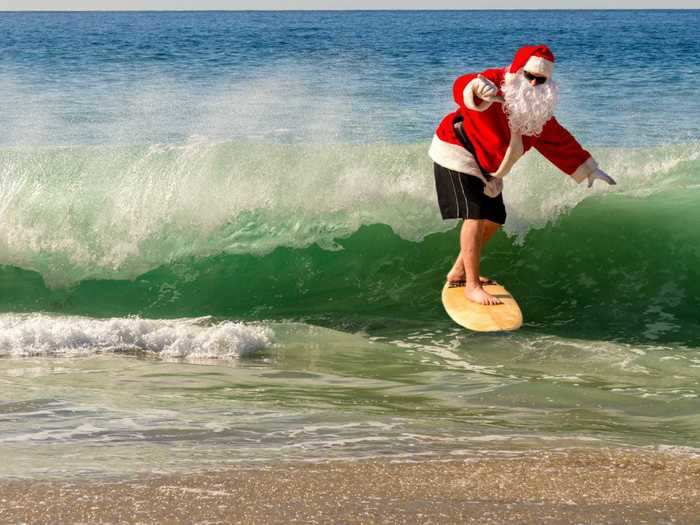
[452,115,493,181]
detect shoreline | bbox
[1,448,699,524]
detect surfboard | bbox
[441,281,523,332]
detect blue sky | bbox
[0,1,697,9]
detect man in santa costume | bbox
[429,44,616,305]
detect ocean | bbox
[0,10,699,479]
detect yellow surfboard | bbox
[441,281,523,332]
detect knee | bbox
[461,219,485,240]
[462,219,485,232]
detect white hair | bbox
[502,71,559,136]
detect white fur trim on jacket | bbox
[428,135,485,180]
[524,56,554,78]
[463,78,493,112]
[571,156,599,183]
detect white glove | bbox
[587,168,616,188]
[484,177,503,198]
[474,74,505,104]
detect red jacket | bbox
[428,68,598,183]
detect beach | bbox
[1,9,699,522]
[2,449,699,524]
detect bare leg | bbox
[446,220,502,284]
[446,253,467,283]
[460,219,502,305]
[481,220,501,246]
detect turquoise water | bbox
[0,11,699,478]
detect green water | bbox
[1,143,699,478]
[3,190,699,345]
[2,317,699,479]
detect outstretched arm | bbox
[534,117,616,187]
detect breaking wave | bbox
[0,140,698,344]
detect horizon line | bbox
[0,8,697,12]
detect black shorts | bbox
[433,163,506,224]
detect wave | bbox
[0,314,273,359]
[0,140,699,344]
[1,140,696,286]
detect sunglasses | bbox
[524,71,548,85]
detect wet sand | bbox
[1,448,699,524]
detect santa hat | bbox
[509,45,555,78]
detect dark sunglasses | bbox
[524,71,548,85]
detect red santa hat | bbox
[509,45,555,78]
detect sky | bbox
[0,1,697,9]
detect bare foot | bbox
[464,284,503,305]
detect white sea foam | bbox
[0,138,697,287]
[502,143,700,237]
[0,314,273,359]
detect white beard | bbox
[502,71,559,136]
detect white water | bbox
[0,314,273,359]
[0,141,697,287]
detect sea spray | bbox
[0,314,273,359]
[0,141,697,287]
[1,10,699,482]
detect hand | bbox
[484,177,503,198]
[587,168,617,188]
[474,74,505,104]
